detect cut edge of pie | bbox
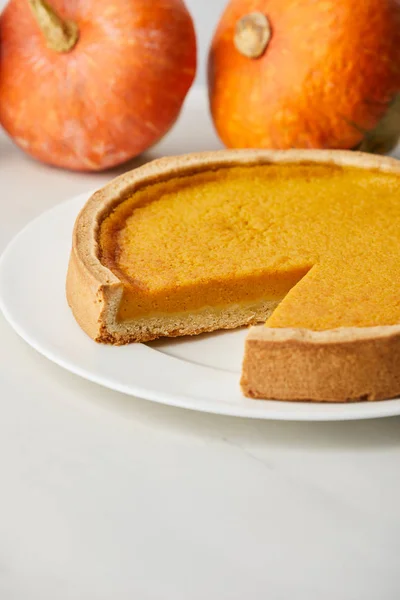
[66,149,400,403]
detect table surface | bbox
[1,88,400,600]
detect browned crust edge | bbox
[241,326,400,403]
[66,149,400,402]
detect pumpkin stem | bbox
[28,0,79,53]
[234,12,271,59]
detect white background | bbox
[0,0,226,85]
[1,2,400,599]
[185,0,226,84]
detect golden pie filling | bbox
[99,163,400,330]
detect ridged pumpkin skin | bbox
[208,0,400,151]
[0,0,196,171]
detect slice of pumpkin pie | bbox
[67,150,400,402]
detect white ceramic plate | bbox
[1,193,400,421]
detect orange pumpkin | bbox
[208,0,400,153]
[0,0,196,171]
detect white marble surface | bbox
[1,89,400,600]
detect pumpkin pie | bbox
[66,150,400,403]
